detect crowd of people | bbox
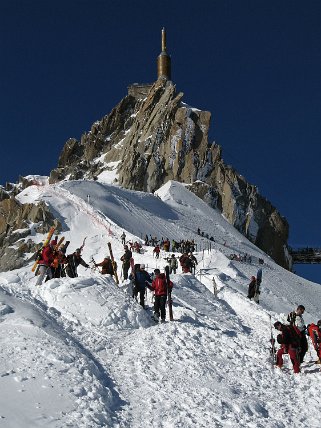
[35,239,90,286]
[229,253,252,263]
[33,232,321,368]
[143,234,196,254]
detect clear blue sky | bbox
[1,0,320,282]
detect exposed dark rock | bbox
[0,195,60,272]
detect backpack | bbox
[286,325,301,348]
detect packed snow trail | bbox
[5,272,319,428]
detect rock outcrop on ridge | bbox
[0,178,59,271]
[49,78,289,268]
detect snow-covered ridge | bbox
[1,179,321,427]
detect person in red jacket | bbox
[274,321,301,373]
[149,269,173,322]
[153,245,160,259]
[307,321,321,364]
[35,240,56,286]
[95,256,115,275]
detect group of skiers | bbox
[229,253,252,263]
[144,234,197,254]
[197,227,215,242]
[272,305,321,374]
[35,238,90,286]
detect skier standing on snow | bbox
[247,276,257,300]
[133,264,151,308]
[274,321,301,374]
[121,231,126,245]
[163,238,170,252]
[120,245,132,280]
[167,254,178,274]
[179,253,192,273]
[52,247,68,278]
[95,256,115,276]
[66,248,89,278]
[153,245,160,259]
[35,240,56,286]
[287,305,308,363]
[307,320,321,364]
[188,252,198,274]
[148,268,173,322]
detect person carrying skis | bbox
[287,305,308,363]
[52,247,68,278]
[120,245,132,280]
[148,268,173,322]
[307,320,321,364]
[95,256,115,275]
[66,248,89,278]
[35,240,56,286]
[133,264,151,308]
[253,268,262,304]
[274,321,301,374]
[247,276,257,300]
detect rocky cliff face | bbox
[0,178,60,271]
[49,79,289,268]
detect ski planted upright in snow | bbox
[107,242,119,284]
[31,225,56,272]
[165,265,174,321]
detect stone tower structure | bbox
[157,28,171,80]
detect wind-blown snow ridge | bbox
[1,179,321,427]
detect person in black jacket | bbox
[120,245,132,280]
[247,276,257,299]
[66,248,89,278]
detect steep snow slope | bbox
[0,179,320,427]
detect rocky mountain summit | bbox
[49,79,290,269]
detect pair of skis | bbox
[165,265,174,321]
[269,314,277,368]
[107,242,119,284]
